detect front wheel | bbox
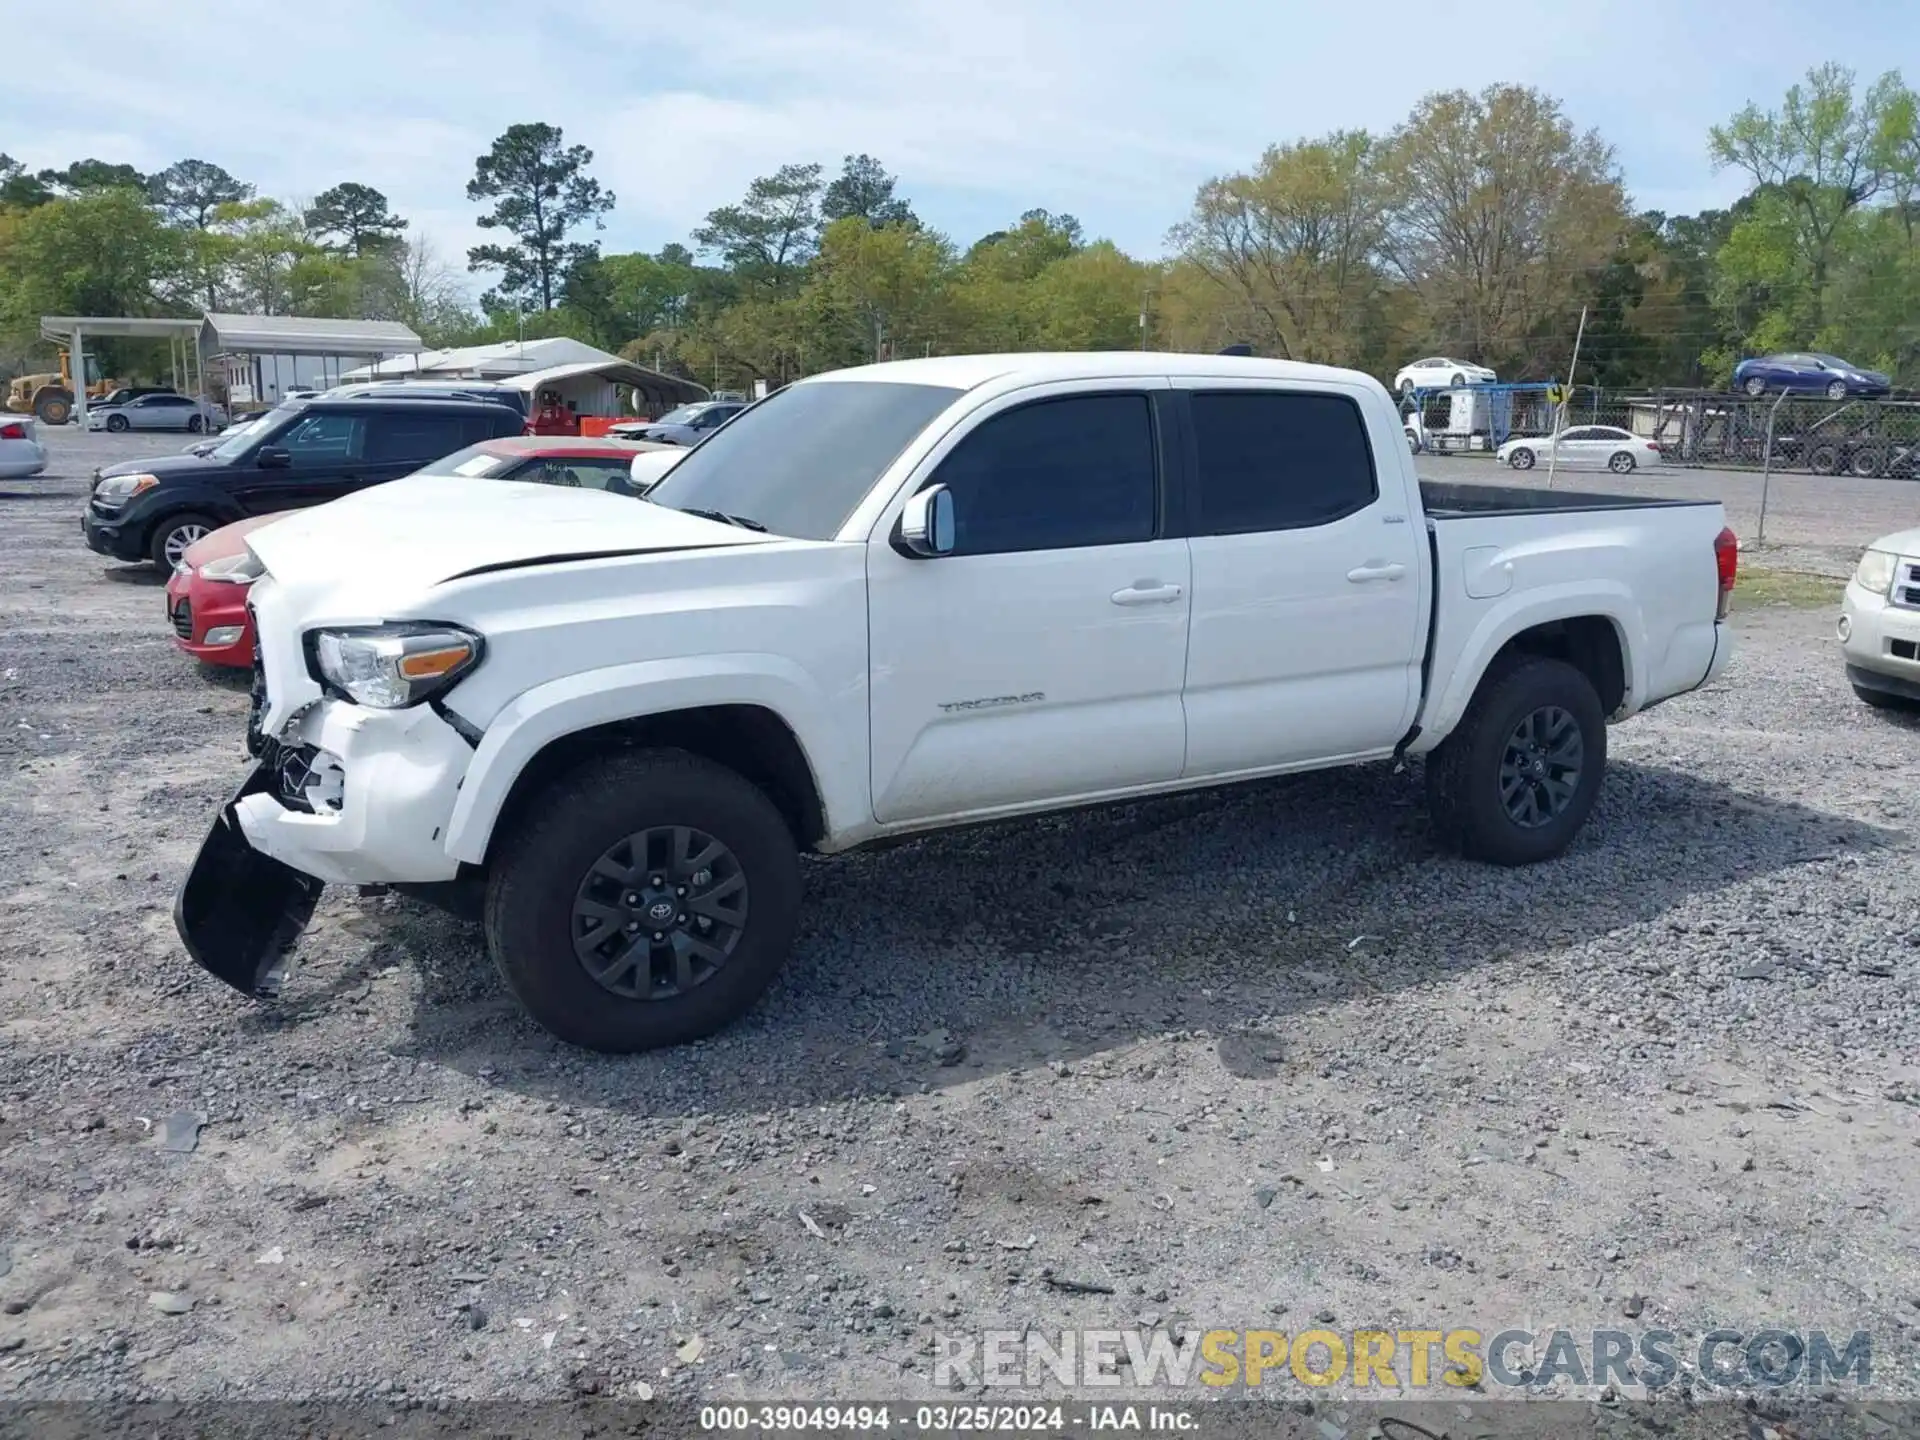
[1508,447,1536,470]
[1826,380,1848,401]
[1425,655,1607,866]
[149,512,216,569]
[1608,451,1637,474]
[1807,443,1841,475]
[483,749,802,1053]
[105,414,129,433]
[1853,683,1920,713]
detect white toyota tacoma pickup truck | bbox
[176,352,1739,1053]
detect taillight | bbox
[0,422,25,441]
[1714,526,1738,620]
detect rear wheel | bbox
[1848,446,1889,478]
[148,512,216,570]
[1807,443,1842,475]
[186,414,204,433]
[1744,375,1767,397]
[1450,372,1465,388]
[105,413,129,433]
[1398,379,1415,399]
[483,749,802,1053]
[1426,655,1607,866]
[1509,447,1536,470]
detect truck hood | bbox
[245,475,769,617]
[1869,526,1920,559]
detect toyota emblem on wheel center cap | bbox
[646,900,676,923]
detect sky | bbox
[4,0,1916,299]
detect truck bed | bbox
[1420,480,1719,520]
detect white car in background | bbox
[86,393,225,434]
[1498,426,1662,475]
[1840,533,1920,712]
[627,446,688,494]
[0,414,48,478]
[1393,357,1497,396]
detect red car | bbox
[165,435,669,667]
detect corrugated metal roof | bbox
[201,314,422,355]
[501,359,709,403]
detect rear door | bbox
[353,410,484,491]
[1177,382,1425,776]
[866,383,1191,824]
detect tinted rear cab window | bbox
[1189,391,1377,534]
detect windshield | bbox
[647,380,962,540]
[654,403,712,425]
[414,442,515,479]
[1810,354,1853,369]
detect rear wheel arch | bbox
[1488,614,1628,717]
[480,703,828,867]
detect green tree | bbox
[806,216,952,364]
[466,122,615,311]
[304,182,408,257]
[1379,84,1630,375]
[820,154,916,229]
[693,164,823,290]
[148,158,253,229]
[1168,131,1387,365]
[0,154,53,209]
[0,189,186,325]
[36,158,147,195]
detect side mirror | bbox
[895,484,955,558]
[255,447,291,469]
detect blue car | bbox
[1733,352,1890,400]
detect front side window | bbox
[929,393,1156,557]
[648,379,961,541]
[276,413,365,466]
[1189,390,1378,535]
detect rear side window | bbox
[363,413,472,464]
[1189,391,1377,534]
[932,394,1156,556]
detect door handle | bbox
[1111,582,1183,606]
[1347,562,1407,583]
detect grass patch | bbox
[1734,568,1844,610]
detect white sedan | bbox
[1392,357,1496,396]
[1498,426,1662,475]
[0,415,48,478]
[86,393,225,434]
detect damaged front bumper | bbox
[174,765,325,997]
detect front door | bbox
[226,411,368,514]
[1179,383,1425,776]
[867,384,1190,825]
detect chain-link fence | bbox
[1401,383,1920,479]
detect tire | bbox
[1425,655,1607,867]
[35,390,72,426]
[1406,431,1418,453]
[105,413,129,433]
[147,511,217,570]
[1826,380,1848,401]
[1853,683,1920,712]
[1508,446,1536,470]
[483,748,802,1053]
[1450,372,1465,388]
[1849,447,1889,479]
[1398,380,1415,399]
[1807,443,1841,476]
[1744,375,1767,397]
[187,414,204,433]
[1608,451,1636,474]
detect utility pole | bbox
[1544,304,1588,492]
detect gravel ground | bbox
[2,426,1919,1420]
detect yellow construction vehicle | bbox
[4,349,118,426]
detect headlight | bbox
[1855,549,1896,597]
[198,550,264,585]
[93,473,159,504]
[308,622,484,709]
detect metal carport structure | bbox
[38,316,205,426]
[502,358,710,422]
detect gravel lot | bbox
[3,425,1919,1420]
